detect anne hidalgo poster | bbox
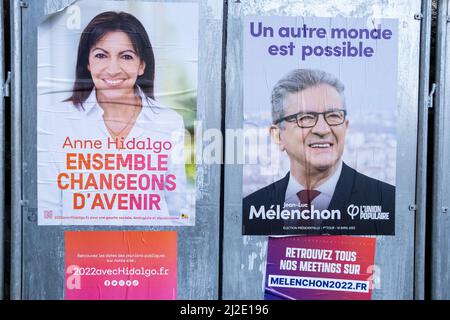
[37,1,198,225]
[242,16,398,235]
[65,231,177,300]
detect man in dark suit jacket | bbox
[243,163,395,235]
[242,69,395,236]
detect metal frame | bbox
[414,0,433,300]
[3,0,445,300]
[10,0,23,300]
[12,0,224,300]
[431,0,450,300]
[222,0,421,300]
[0,0,5,301]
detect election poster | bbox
[65,231,177,300]
[38,1,198,225]
[242,16,397,235]
[264,236,376,300]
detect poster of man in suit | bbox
[242,16,397,236]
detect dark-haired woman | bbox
[38,11,190,225]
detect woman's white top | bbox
[38,87,194,226]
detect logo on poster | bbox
[44,210,53,219]
[347,204,390,220]
[347,205,359,220]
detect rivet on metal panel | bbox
[447,16,450,23]
[26,208,37,222]
[442,207,448,213]
[19,1,28,8]
[19,199,28,207]
[413,13,423,20]
[408,204,417,211]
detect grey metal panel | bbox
[414,0,432,301]
[0,0,5,301]
[16,0,223,299]
[11,0,23,300]
[223,0,421,300]
[431,0,450,300]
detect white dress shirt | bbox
[284,161,343,210]
[38,87,193,226]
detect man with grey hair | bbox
[242,68,395,236]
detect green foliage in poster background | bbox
[159,66,197,186]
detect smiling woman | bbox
[86,30,146,137]
[68,11,155,104]
[38,11,191,226]
[66,11,155,139]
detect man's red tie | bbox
[297,190,321,227]
[297,190,321,207]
